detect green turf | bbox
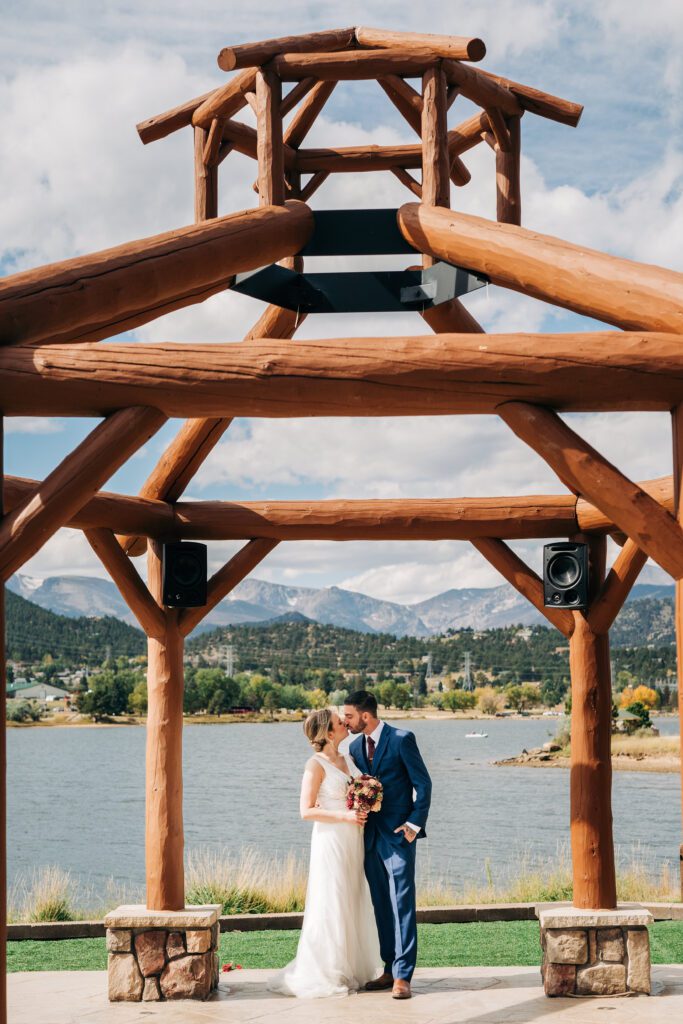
[7,921,683,973]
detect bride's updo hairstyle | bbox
[304,708,334,752]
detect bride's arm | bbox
[300,759,366,826]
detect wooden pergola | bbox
[2,23,683,1015]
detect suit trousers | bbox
[363,830,418,981]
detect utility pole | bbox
[463,651,473,691]
[225,645,235,678]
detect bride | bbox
[268,707,383,998]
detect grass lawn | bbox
[7,920,683,973]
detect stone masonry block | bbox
[597,927,624,962]
[106,928,131,953]
[142,977,161,1001]
[160,952,213,1000]
[626,928,651,994]
[576,963,627,995]
[108,953,143,1002]
[186,928,211,953]
[544,928,588,964]
[542,962,576,996]
[134,930,166,976]
[166,931,185,960]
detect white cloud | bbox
[4,418,63,435]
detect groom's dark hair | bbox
[345,690,378,716]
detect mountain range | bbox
[6,568,675,639]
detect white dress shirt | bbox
[366,721,420,836]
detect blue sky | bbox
[2,1,681,600]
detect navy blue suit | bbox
[350,724,431,981]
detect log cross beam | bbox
[497,401,683,580]
[0,406,166,582]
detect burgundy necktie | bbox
[366,735,375,767]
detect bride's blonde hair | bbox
[304,708,334,752]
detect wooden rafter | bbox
[85,528,166,638]
[0,203,313,347]
[178,538,279,636]
[284,80,336,148]
[0,407,165,582]
[471,537,574,635]
[497,401,683,579]
[256,69,285,205]
[398,203,683,333]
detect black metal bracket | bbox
[232,208,488,314]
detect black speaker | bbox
[162,542,208,607]
[543,542,589,609]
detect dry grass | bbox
[611,734,679,758]
[185,846,308,914]
[10,842,680,923]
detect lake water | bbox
[7,716,683,901]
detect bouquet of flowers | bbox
[346,775,383,814]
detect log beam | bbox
[420,296,484,333]
[194,127,218,221]
[217,28,356,71]
[85,528,166,638]
[398,203,683,333]
[271,50,442,80]
[478,69,583,126]
[146,540,183,911]
[391,168,422,199]
[495,115,521,225]
[577,476,673,530]
[178,538,279,636]
[471,537,574,635]
[192,69,257,131]
[498,401,683,579]
[256,69,285,206]
[569,534,617,910]
[443,60,522,116]
[8,332,683,418]
[280,78,318,117]
[421,63,450,213]
[0,477,584,540]
[137,89,217,145]
[0,202,314,347]
[355,27,486,62]
[587,539,648,636]
[299,171,329,202]
[0,407,165,581]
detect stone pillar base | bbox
[103,904,221,1001]
[537,902,652,997]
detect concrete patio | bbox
[9,965,683,1024]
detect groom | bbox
[344,690,432,1001]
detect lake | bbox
[7,716,682,901]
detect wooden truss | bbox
[2,29,683,1019]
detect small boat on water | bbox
[465,731,488,739]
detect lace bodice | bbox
[313,753,361,810]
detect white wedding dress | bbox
[268,753,383,998]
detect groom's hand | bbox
[394,824,418,844]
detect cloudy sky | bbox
[2,1,681,602]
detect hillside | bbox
[187,614,675,689]
[5,590,145,663]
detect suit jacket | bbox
[350,723,432,845]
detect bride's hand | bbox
[344,808,368,826]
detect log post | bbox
[256,69,285,206]
[569,533,617,910]
[194,127,218,221]
[495,114,521,225]
[672,404,683,899]
[421,62,449,269]
[145,540,184,911]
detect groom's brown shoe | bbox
[392,979,411,999]
[365,973,393,991]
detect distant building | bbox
[7,682,70,702]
